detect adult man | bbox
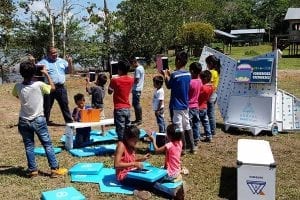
[38,47,73,124]
[129,57,145,125]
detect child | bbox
[108,60,134,140]
[12,61,67,178]
[149,124,185,198]
[86,73,108,134]
[114,125,152,199]
[188,62,203,147]
[152,75,166,133]
[162,51,195,154]
[72,93,91,148]
[149,124,182,182]
[205,55,221,136]
[129,56,145,125]
[199,70,214,142]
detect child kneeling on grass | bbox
[12,61,67,178]
[114,125,152,199]
[148,124,186,199]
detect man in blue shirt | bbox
[163,51,196,154]
[38,47,73,124]
[130,57,145,125]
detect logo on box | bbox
[246,180,266,195]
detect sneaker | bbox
[50,168,68,178]
[133,190,151,200]
[27,170,38,178]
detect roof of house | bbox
[214,30,237,38]
[284,8,300,20]
[230,29,266,35]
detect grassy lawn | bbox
[0,67,299,199]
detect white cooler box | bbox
[237,139,276,200]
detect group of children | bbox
[13,52,220,199]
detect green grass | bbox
[0,70,299,200]
[145,44,300,71]
[228,45,300,70]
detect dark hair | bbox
[20,61,35,79]
[153,75,164,87]
[200,70,212,84]
[74,93,85,104]
[205,55,221,74]
[117,60,130,75]
[189,62,202,75]
[96,73,108,86]
[175,51,188,67]
[128,56,137,65]
[123,125,140,144]
[166,124,182,142]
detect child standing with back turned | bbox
[205,55,221,136]
[199,70,214,142]
[162,51,195,154]
[108,60,134,141]
[152,75,166,133]
[86,73,108,134]
[12,61,67,178]
[188,62,202,147]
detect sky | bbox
[14,0,123,20]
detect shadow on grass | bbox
[0,165,27,177]
[0,165,51,178]
[218,122,274,137]
[219,166,237,200]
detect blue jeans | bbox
[199,109,212,139]
[74,127,91,148]
[189,108,200,143]
[18,116,59,171]
[114,108,131,140]
[132,90,142,121]
[207,92,217,135]
[155,108,166,133]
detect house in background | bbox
[275,8,300,56]
[213,29,237,54]
[230,29,266,46]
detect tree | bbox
[177,22,214,55]
[115,0,187,60]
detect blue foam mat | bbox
[41,186,85,200]
[69,162,104,175]
[154,181,183,197]
[127,165,167,183]
[71,173,102,183]
[34,147,62,156]
[98,168,134,194]
[69,144,116,157]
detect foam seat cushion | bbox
[98,168,134,194]
[68,144,116,157]
[127,165,167,182]
[41,186,85,200]
[34,147,62,156]
[69,162,104,175]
